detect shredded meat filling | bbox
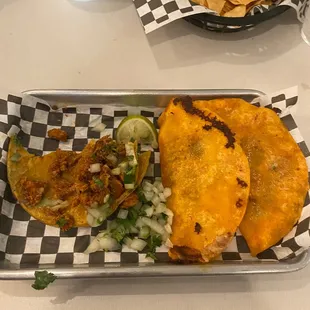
[19,177,46,206]
[48,128,68,142]
[49,149,80,179]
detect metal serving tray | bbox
[0,89,308,280]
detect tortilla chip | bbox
[207,0,226,13]
[223,4,246,17]
[230,0,256,6]
[158,97,250,262]
[194,98,309,256]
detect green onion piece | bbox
[124,173,135,184]
[93,177,104,188]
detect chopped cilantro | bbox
[146,234,162,260]
[56,218,67,228]
[103,143,117,153]
[130,137,135,143]
[124,173,135,184]
[91,153,97,160]
[111,225,127,243]
[32,271,57,290]
[137,187,148,204]
[93,177,104,188]
[146,252,157,260]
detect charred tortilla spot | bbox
[175,96,236,149]
[237,177,248,188]
[173,246,202,260]
[203,125,212,131]
[195,222,202,234]
[173,97,182,105]
[236,198,243,208]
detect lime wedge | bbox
[116,115,158,149]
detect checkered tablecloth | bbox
[0,87,309,266]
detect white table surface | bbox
[0,0,310,309]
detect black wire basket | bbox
[184,5,289,32]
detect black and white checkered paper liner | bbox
[0,86,309,266]
[133,0,309,33]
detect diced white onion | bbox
[158,218,166,226]
[144,207,154,217]
[97,215,106,225]
[112,167,121,175]
[84,238,101,254]
[104,194,110,204]
[164,208,174,226]
[152,186,159,194]
[165,238,173,248]
[164,208,174,217]
[87,208,102,219]
[119,161,128,172]
[130,226,139,234]
[125,143,138,166]
[87,213,95,227]
[153,180,161,189]
[88,163,101,173]
[107,220,118,231]
[96,230,109,238]
[159,193,166,202]
[130,238,147,251]
[106,154,118,166]
[164,223,172,234]
[163,187,172,199]
[161,232,169,242]
[155,203,167,214]
[99,236,120,251]
[157,183,164,193]
[49,200,69,211]
[91,123,107,132]
[142,180,153,192]
[125,183,135,190]
[117,209,128,219]
[141,217,166,235]
[123,237,133,247]
[151,195,160,207]
[135,218,145,228]
[99,203,110,212]
[155,177,162,182]
[144,191,154,202]
[139,226,150,239]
